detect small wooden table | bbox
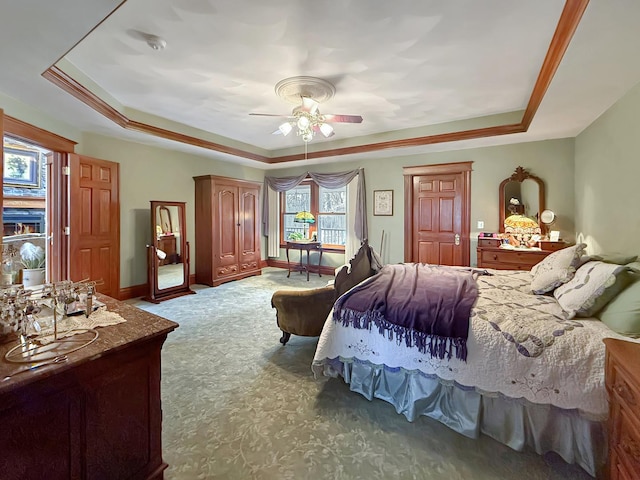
[286,241,323,281]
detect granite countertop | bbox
[0,294,178,393]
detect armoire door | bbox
[68,154,120,298]
[404,162,471,266]
[215,182,240,275]
[238,186,260,270]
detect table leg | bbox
[306,249,310,281]
[299,248,303,275]
[318,249,323,277]
[286,244,291,278]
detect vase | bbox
[22,268,46,287]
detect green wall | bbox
[78,133,265,288]
[574,80,640,257]
[2,90,578,289]
[270,138,575,267]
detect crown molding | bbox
[42,0,589,164]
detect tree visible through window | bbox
[280,181,347,248]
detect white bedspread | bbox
[312,269,638,419]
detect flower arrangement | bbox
[288,232,305,241]
[19,242,46,269]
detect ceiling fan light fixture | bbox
[297,115,310,130]
[319,123,334,137]
[278,122,293,136]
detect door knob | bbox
[455,234,460,246]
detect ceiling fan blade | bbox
[301,97,320,114]
[249,113,294,118]
[322,114,363,124]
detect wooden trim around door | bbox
[403,162,473,265]
[4,115,76,153]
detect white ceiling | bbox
[2,0,640,168]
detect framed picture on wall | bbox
[3,146,41,188]
[373,190,393,216]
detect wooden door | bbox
[68,154,120,298]
[238,186,260,269]
[404,162,471,266]
[214,182,239,275]
[46,152,67,282]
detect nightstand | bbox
[604,338,640,480]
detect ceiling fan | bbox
[249,76,363,143]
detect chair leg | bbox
[280,332,291,345]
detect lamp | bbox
[504,214,541,246]
[278,108,335,143]
[294,211,315,239]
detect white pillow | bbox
[554,261,633,318]
[530,243,586,294]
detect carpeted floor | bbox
[130,268,592,480]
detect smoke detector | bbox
[145,34,167,51]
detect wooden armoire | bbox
[193,175,261,286]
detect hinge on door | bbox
[64,226,70,235]
[62,166,70,176]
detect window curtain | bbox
[267,187,280,257]
[262,168,367,257]
[345,176,360,261]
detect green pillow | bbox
[627,261,640,272]
[599,274,640,337]
[581,253,638,265]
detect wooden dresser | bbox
[476,237,567,271]
[0,295,178,480]
[604,338,640,480]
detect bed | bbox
[312,243,640,477]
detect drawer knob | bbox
[493,255,497,261]
[615,382,636,405]
[621,439,640,460]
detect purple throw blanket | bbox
[333,264,480,361]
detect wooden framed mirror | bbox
[498,166,545,233]
[144,200,194,303]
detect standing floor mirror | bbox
[144,201,195,303]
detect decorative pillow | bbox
[578,253,638,267]
[554,261,634,318]
[598,274,640,337]
[530,243,586,294]
[627,261,640,273]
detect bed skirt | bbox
[312,357,606,478]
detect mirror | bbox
[499,167,545,233]
[144,201,194,303]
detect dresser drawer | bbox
[615,407,640,476]
[605,339,640,480]
[609,363,640,410]
[479,249,546,268]
[478,238,501,248]
[538,241,569,252]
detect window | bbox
[280,181,347,249]
[318,185,346,246]
[282,183,311,241]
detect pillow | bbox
[530,243,586,294]
[578,253,638,267]
[627,261,640,273]
[598,274,640,337]
[553,261,634,318]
